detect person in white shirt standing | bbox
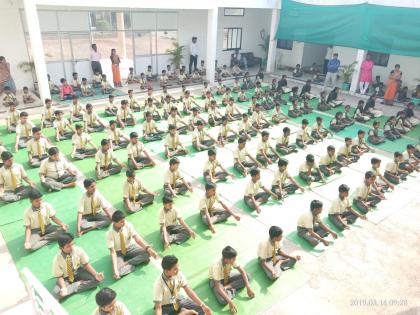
[90,44,102,75]
[189,37,198,75]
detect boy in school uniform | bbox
[233,137,261,176]
[238,113,258,139]
[275,127,298,155]
[0,151,35,202]
[338,137,360,164]
[127,89,141,112]
[271,103,288,125]
[370,157,394,193]
[202,81,212,99]
[189,107,207,130]
[256,131,280,166]
[51,233,104,300]
[159,70,170,87]
[54,110,75,141]
[76,178,112,236]
[251,104,270,130]
[163,158,193,198]
[93,288,131,315]
[367,121,386,145]
[126,67,140,85]
[329,184,366,231]
[116,100,136,128]
[272,159,304,199]
[203,149,233,184]
[14,111,35,151]
[165,124,188,158]
[6,103,20,133]
[105,95,118,116]
[95,139,126,180]
[311,117,330,141]
[299,154,325,185]
[182,90,201,115]
[208,100,224,127]
[108,120,130,150]
[221,88,232,107]
[153,255,212,315]
[192,70,202,83]
[353,171,384,213]
[160,196,196,250]
[123,169,158,213]
[80,78,94,97]
[319,145,345,177]
[107,211,158,280]
[127,132,155,170]
[168,107,189,134]
[139,73,147,90]
[59,78,75,101]
[143,112,165,142]
[297,200,338,247]
[296,119,315,149]
[218,117,239,145]
[384,152,409,184]
[69,95,84,123]
[84,103,106,133]
[101,74,114,94]
[146,65,156,81]
[352,130,371,155]
[22,86,35,104]
[244,168,278,213]
[145,97,162,121]
[200,183,240,233]
[258,226,300,281]
[225,98,242,122]
[208,246,254,312]
[71,124,97,160]
[27,127,50,168]
[41,98,56,128]
[199,60,206,76]
[71,72,81,91]
[192,120,217,151]
[39,147,77,192]
[237,87,249,103]
[23,189,68,251]
[401,144,420,172]
[2,86,18,106]
[93,71,102,88]
[178,69,188,85]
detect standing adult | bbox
[0,56,16,95]
[323,53,340,89]
[189,37,198,75]
[359,54,374,95]
[323,46,333,74]
[383,64,402,105]
[90,44,102,75]
[110,49,121,87]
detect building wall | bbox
[276,41,304,68]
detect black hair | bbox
[306,154,315,163]
[112,210,125,222]
[222,246,237,259]
[310,199,323,211]
[32,127,41,133]
[1,151,13,161]
[101,139,109,146]
[161,255,178,270]
[205,182,216,191]
[169,157,180,166]
[371,158,381,164]
[95,288,117,307]
[338,184,350,193]
[365,171,374,179]
[126,169,135,177]
[130,132,138,139]
[208,149,216,157]
[269,226,283,239]
[163,195,173,204]
[278,159,288,167]
[250,168,260,177]
[58,233,74,248]
[327,145,335,152]
[48,147,59,156]
[83,178,96,188]
[29,189,42,201]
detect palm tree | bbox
[166,42,185,70]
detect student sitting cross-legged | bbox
[319,145,344,177]
[165,124,188,158]
[244,168,278,214]
[108,120,130,151]
[14,111,35,151]
[143,112,165,142]
[299,154,325,185]
[311,117,331,141]
[233,137,261,177]
[76,178,112,236]
[71,124,97,160]
[256,131,280,166]
[168,107,189,135]
[192,120,217,151]
[238,113,259,139]
[384,151,409,185]
[208,246,254,313]
[127,132,155,170]
[107,211,158,280]
[367,121,386,145]
[27,127,50,167]
[401,144,420,172]
[338,137,360,165]
[218,117,239,146]
[39,147,77,192]
[95,139,126,180]
[353,171,384,214]
[297,200,338,247]
[51,233,104,301]
[123,169,158,213]
[105,95,118,117]
[116,100,136,128]
[257,226,301,280]
[160,196,196,250]
[329,184,366,231]
[23,189,68,251]
[251,104,270,130]
[54,110,75,142]
[370,157,394,193]
[203,149,233,184]
[200,183,240,233]
[275,127,298,156]
[93,288,131,315]
[352,130,371,156]
[296,119,315,149]
[84,103,106,133]
[163,158,193,198]
[272,159,304,200]
[153,255,213,315]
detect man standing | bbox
[0,56,16,94]
[90,44,102,75]
[189,37,198,75]
[323,53,340,89]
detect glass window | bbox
[224,8,245,16]
[223,27,242,51]
[277,39,293,50]
[70,33,91,60]
[42,33,62,62]
[367,51,390,67]
[91,31,119,59]
[89,11,131,31]
[60,33,73,61]
[156,31,177,54]
[134,31,151,55]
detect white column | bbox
[350,49,366,94]
[206,7,218,85]
[23,0,50,101]
[266,9,279,73]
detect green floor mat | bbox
[286,231,331,257]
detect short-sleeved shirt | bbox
[257,239,281,260]
[92,301,130,315]
[123,178,145,200]
[52,246,89,278]
[355,182,371,200]
[117,107,132,120]
[164,169,183,186]
[7,109,20,125]
[81,84,91,94]
[70,102,83,115]
[203,159,221,174]
[165,134,180,150]
[319,154,336,166]
[78,191,111,215]
[168,115,182,128]
[23,202,56,229]
[44,106,56,120]
[297,211,321,229]
[370,167,381,177]
[257,141,270,154]
[145,104,157,114]
[252,111,264,124]
[299,162,317,173]
[127,142,145,159]
[16,121,35,137]
[402,151,411,161]
[208,107,221,118]
[329,197,350,215]
[219,125,231,138]
[53,118,71,131]
[226,104,237,115]
[84,112,99,125]
[27,138,49,157]
[238,120,252,132]
[106,102,116,110]
[296,128,310,142]
[385,161,398,173]
[153,272,188,305]
[192,129,206,142]
[95,149,116,167]
[108,128,123,143]
[339,145,351,157]
[159,207,180,227]
[0,164,27,190]
[244,180,263,196]
[233,147,248,163]
[199,194,220,212]
[72,132,91,149]
[276,135,289,146]
[106,221,139,251]
[39,158,69,179]
[354,136,365,146]
[272,169,289,186]
[208,259,239,281]
[143,121,157,135]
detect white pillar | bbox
[23,0,50,101]
[350,49,366,93]
[206,7,218,85]
[266,9,279,73]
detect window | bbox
[277,39,293,50]
[367,51,389,67]
[156,31,177,55]
[69,33,91,60]
[42,33,62,62]
[134,31,151,55]
[223,27,242,51]
[224,8,245,16]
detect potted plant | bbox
[340,61,358,91]
[166,42,185,70]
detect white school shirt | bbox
[164,169,183,186]
[244,180,263,196]
[39,158,69,179]
[16,121,35,137]
[329,196,351,215]
[257,239,281,260]
[108,128,123,143]
[106,222,139,251]
[159,207,181,227]
[23,202,55,229]
[83,112,100,126]
[319,154,337,166]
[233,147,248,163]
[92,300,131,315]
[385,161,398,173]
[208,259,239,281]
[199,194,220,212]
[299,162,317,173]
[117,107,132,120]
[95,149,116,167]
[272,169,289,186]
[153,272,188,305]
[203,159,221,174]
[72,133,91,149]
[276,135,289,145]
[53,118,71,132]
[143,121,158,135]
[0,164,27,190]
[296,127,310,142]
[27,138,49,157]
[52,246,89,278]
[165,134,181,150]
[127,142,145,159]
[355,182,371,200]
[123,178,145,200]
[257,141,270,154]
[78,191,111,215]
[297,211,321,229]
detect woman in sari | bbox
[110,49,121,87]
[383,64,401,105]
